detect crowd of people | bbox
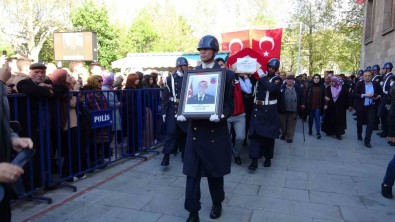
[1,39,395,221]
[159,47,395,220]
[0,55,170,221]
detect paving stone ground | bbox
[11,113,395,222]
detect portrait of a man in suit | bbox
[187,80,215,104]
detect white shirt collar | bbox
[176,71,183,77]
[202,62,215,69]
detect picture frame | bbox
[178,69,226,119]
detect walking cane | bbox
[302,116,306,142]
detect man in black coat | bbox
[354,71,382,147]
[177,35,234,222]
[16,63,67,190]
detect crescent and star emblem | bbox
[228,38,243,52]
[259,36,275,57]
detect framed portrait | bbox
[178,69,226,119]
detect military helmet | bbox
[383,62,393,69]
[176,57,188,67]
[364,66,371,71]
[357,69,364,75]
[267,58,280,70]
[372,64,380,71]
[197,35,219,51]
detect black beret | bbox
[29,63,47,70]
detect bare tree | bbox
[0,0,73,61]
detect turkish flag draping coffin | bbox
[227,48,269,80]
[221,30,250,56]
[250,28,283,59]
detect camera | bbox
[2,50,6,56]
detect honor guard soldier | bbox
[161,57,189,166]
[378,62,394,138]
[248,58,282,171]
[372,64,382,83]
[177,35,234,222]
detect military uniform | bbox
[183,62,234,213]
[249,74,281,161]
[162,72,188,156]
[379,71,394,136]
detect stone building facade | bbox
[361,0,395,67]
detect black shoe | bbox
[308,130,312,136]
[377,132,387,138]
[381,183,393,199]
[364,142,372,148]
[388,141,395,146]
[210,203,222,219]
[161,154,170,166]
[280,135,285,140]
[248,159,258,171]
[286,139,292,143]
[316,133,321,139]
[336,135,342,140]
[357,135,362,141]
[263,159,271,167]
[234,156,242,165]
[186,212,200,222]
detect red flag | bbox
[221,30,250,56]
[227,48,269,80]
[187,82,193,98]
[250,28,283,59]
[355,0,365,4]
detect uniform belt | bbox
[170,97,180,103]
[255,100,277,105]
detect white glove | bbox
[257,68,267,78]
[176,115,186,122]
[209,114,225,122]
[386,104,391,111]
[162,114,166,122]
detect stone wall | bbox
[361,0,395,68]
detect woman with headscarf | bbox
[303,74,325,139]
[102,70,122,146]
[321,76,352,140]
[50,70,87,181]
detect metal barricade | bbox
[7,88,164,204]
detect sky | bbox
[96,0,295,36]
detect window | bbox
[382,0,395,35]
[364,0,375,44]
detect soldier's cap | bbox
[30,63,47,70]
[286,74,295,79]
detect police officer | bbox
[356,69,364,83]
[161,57,189,166]
[371,64,382,130]
[372,64,382,83]
[378,62,394,138]
[248,58,282,171]
[177,35,234,222]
